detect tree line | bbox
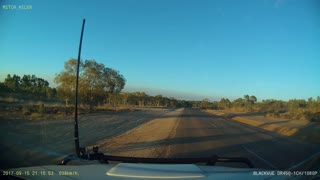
[0,59,192,110]
[1,58,319,122]
[195,95,320,122]
[0,74,57,99]
[104,92,193,108]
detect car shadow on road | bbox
[164,139,320,170]
[103,133,320,170]
[103,132,256,153]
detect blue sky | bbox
[0,0,319,101]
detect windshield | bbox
[1,0,319,175]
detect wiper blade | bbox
[60,147,254,168]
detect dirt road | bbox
[1,108,319,170]
[99,108,320,170]
[0,108,175,169]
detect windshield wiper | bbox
[60,146,254,168]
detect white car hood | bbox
[4,163,304,180]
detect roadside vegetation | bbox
[0,59,191,120]
[1,58,319,122]
[195,95,320,122]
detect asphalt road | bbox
[164,108,320,170]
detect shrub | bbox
[37,101,45,114]
[301,111,313,121]
[265,112,280,118]
[7,96,18,103]
[310,112,320,122]
[30,113,43,119]
[22,107,31,115]
[279,112,291,119]
[52,108,59,114]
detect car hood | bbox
[4,163,301,180]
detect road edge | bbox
[204,109,320,145]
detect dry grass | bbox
[1,101,139,121]
[96,104,137,112]
[206,109,319,144]
[30,113,43,119]
[22,107,31,115]
[266,110,320,122]
[232,117,263,127]
[0,96,20,103]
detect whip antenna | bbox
[74,19,86,157]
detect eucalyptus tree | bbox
[55,58,126,111]
[249,95,257,104]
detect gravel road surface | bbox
[1,108,319,170]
